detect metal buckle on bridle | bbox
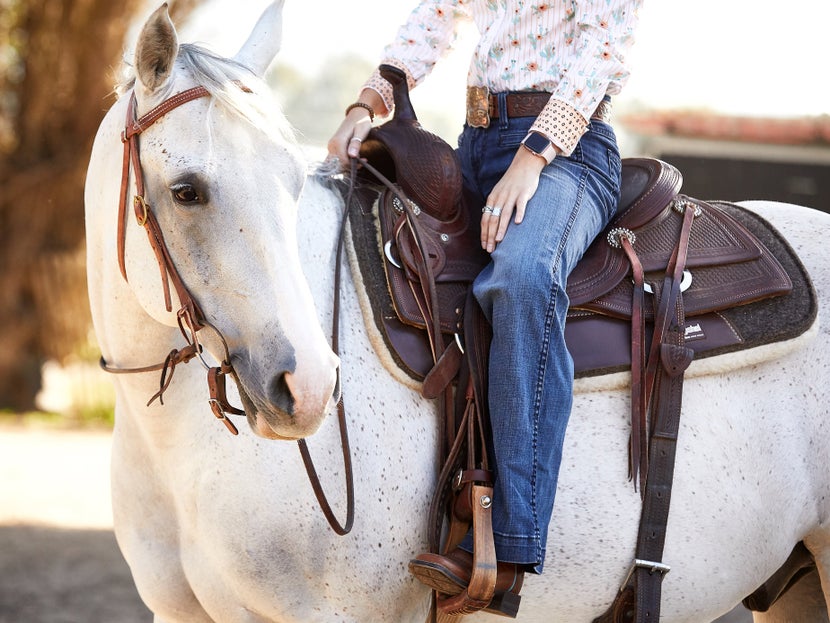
[208,396,239,435]
[134,195,150,226]
[175,306,245,434]
[206,363,243,435]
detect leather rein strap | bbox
[100,86,354,535]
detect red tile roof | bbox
[620,110,830,146]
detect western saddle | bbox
[348,65,802,621]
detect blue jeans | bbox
[457,99,622,573]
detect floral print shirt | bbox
[364,0,642,155]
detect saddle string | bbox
[101,84,356,535]
[617,234,647,492]
[612,199,698,495]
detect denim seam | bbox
[529,162,588,562]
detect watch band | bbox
[521,131,557,164]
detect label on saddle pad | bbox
[683,322,706,342]
[565,311,740,377]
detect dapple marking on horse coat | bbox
[84,2,829,621]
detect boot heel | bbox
[485,590,522,618]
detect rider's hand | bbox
[326,90,386,168]
[481,147,550,253]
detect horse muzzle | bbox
[236,351,340,440]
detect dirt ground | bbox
[0,423,751,623]
[0,425,151,623]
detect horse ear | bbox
[233,0,285,77]
[135,3,179,92]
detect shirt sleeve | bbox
[362,0,472,116]
[531,0,640,155]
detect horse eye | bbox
[171,183,203,205]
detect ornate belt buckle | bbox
[466,86,490,128]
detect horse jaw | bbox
[135,3,179,93]
[233,0,285,77]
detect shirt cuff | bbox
[529,99,589,157]
[362,60,417,118]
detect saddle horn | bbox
[382,64,418,122]
[359,65,463,222]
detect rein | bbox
[99,85,354,535]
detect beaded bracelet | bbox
[345,102,375,122]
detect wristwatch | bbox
[521,131,557,164]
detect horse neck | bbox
[295,172,344,311]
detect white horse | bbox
[85,3,830,622]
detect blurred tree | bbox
[270,54,376,148]
[0,0,202,411]
[271,54,460,150]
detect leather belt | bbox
[466,87,612,128]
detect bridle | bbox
[103,85,244,431]
[99,85,354,535]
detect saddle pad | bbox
[345,181,434,382]
[566,202,818,378]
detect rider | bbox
[327,0,643,612]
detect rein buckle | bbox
[209,398,240,435]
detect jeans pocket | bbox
[497,130,527,149]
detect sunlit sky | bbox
[183,0,829,119]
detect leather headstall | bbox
[102,85,245,434]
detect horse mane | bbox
[116,43,297,145]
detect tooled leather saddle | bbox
[346,65,815,621]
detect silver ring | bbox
[482,205,494,214]
[492,207,503,217]
[350,137,362,143]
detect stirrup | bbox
[438,588,522,618]
[437,482,523,618]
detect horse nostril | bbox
[268,373,295,415]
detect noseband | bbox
[99,85,354,534]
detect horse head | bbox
[91,1,339,440]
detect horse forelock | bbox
[117,43,297,148]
